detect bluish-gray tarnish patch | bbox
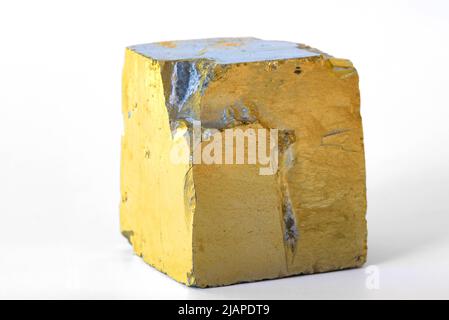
[129,37,319,64]
[221,108,235,126]
[166,61,214,134]
[283,199,299,248]
[169,61,201,112]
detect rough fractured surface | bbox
[121,37,367,287]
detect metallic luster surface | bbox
[129,37,319,64]
[121,38,367,287]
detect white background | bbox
[1,0,449,299]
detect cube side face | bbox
[191,57,367,287]
[191,127,289,287]
[120,50,194,285]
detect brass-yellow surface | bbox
[121,38,367,287]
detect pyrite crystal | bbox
[120,38,367,287]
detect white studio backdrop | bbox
[0,0,448,299]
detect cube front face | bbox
[121,38,367,287]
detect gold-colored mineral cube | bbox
[120,38,367,287]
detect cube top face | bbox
[128,37,320,64]
[121,38,367,287]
